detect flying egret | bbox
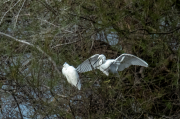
[62,62,81,90]
[76,53,148,76]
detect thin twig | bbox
[14,0,26,29]
[0,0,21,25]
[43,85,67,98]
[52,40,80,48]
[0,32,61,75]
[130,27,180,35]
[37,18,60,28]
[69,100,76,119]
[12,94,23,119]
[177,52,180,99]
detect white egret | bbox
[76,53,148,76]
[62,62,81,90]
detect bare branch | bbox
[37,18,60,28]
[0,32,61,75]
[52,40,80,48]
[14,0,26,29]
[0,0,21,25]
[12,94,23,119]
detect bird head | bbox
[63,62,69,68]
[93,54,106,66]
[98,54,106,62]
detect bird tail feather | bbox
[77,80,81,90]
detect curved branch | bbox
[0,32,61,75]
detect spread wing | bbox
[76,54,100,73]
[114,53,148,71]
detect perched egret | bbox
[62,62,81,90]
[76,53,148,76]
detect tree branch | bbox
[0,0,21,25]
[69,100,76,119]
[52,40,81,48]
[14,0,26,29]
[12,94,23,119]
[0,32,61,75]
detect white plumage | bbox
[76,53,148,76]
[62,62,81,90]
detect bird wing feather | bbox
[114,54,148,71]
[76,54,100,73]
